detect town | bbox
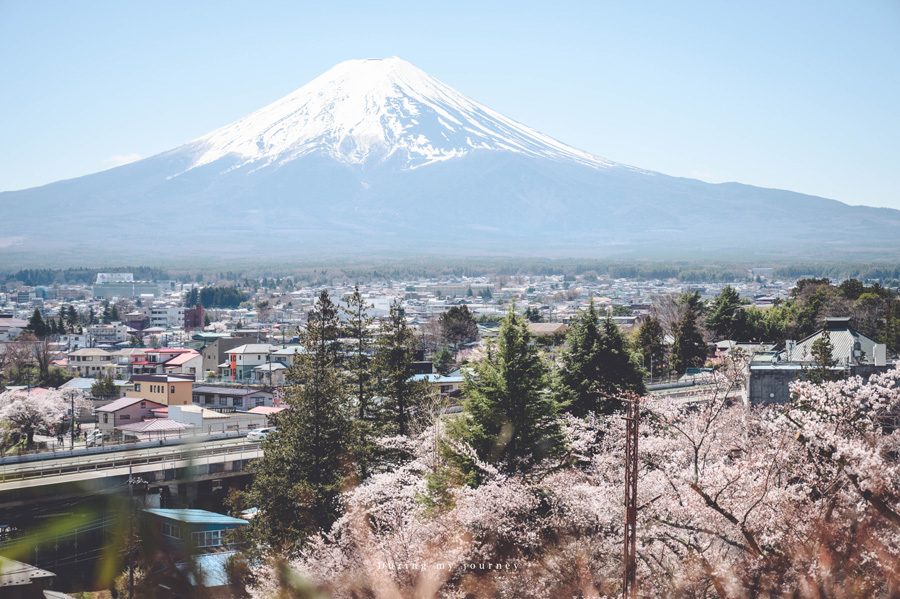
[1,264,898,597]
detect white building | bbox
[150,306,185,329]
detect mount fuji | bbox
[3,57,900,263]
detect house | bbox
[410,372,465,396]
[142,508,248,591]
[191,385,275,411]
[144,508,248,551]
[125,374,194,405]
[160,349,203,381]
[0,556,73,599]
[225,344,277,382]
[746,318,891,404]
[95,396,166,434]
[527,322,568,337]
[252,361,288,385]
[86,322,130,345]
[269,345,304,368]
[168,404,266,434]
[66,347,114,377]
[0,315,27,341]
[198,337,246,379]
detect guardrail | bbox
[0,439,261,483]
[0,431,250,465]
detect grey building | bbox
[745,318,891,405]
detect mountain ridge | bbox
[1,57,899,264]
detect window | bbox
[120,414,130,420]
[191,529,223,547]
[161,522,183,539]
[103,414,108,423]
[134,383,140,392]
[170,386,175,393]
[256,398,265,407]
[218,397,227,405]
[140,402,145,408]
[232,398,243,407]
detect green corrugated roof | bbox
[143,508,248,526]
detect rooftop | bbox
[96,396,165,412]
[143,508,248,526]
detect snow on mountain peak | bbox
[185,57,615,172]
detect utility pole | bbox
[128,464,135,599]
[623,395,639,599]
[70,391,75,451]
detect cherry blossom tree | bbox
[0,388,85,449]
[244,363,900,599]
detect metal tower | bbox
[623,395,639,599]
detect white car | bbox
[247,427,276,442]
[86,430,107,447]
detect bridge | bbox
[0,436,263,508]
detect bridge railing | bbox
[0,439,262,483]
[0,430,252,466]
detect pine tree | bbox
[245,289,351,553]
[342,286,377,477]
[88,307,96,326]
[637,316,667,378]
[451,306,565,480]
[555,297,645,416]
[109,304,120,322]
[373,300,427,437]
[671,310,708,375]
[66,305,78,331]
[27,307,48,338]
[439,305,479,347]
[804,325,841,384]
[184,287,199,308]
[705,285,748,340]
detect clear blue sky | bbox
[1,0,898,208]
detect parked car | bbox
[85,429,108,446]
[247,427,276,442]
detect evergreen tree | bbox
[373,300,428,437]
[679,289,706,315]
[555,297,645,417]
[101,305,111,324]
[637,316,667,378]
[433,346,454,374]
[524,306,545,322]
[342,286,375,420]
[671,310,708,375]
[65,305,78,331]
[26,307,48,338]
[88,307,96,326]
[184,287,200,308]
[342,286,377,476]
[882,297,900,355]
[804,325,841,384]
[705,285,748,340]
[109,304,120,322]
[91,373,118,398]
[245,290,351,553]
[439,305,479,347]
[451,306,565,480]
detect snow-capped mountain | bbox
[182,57,616,173]
[2,57,899,263]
